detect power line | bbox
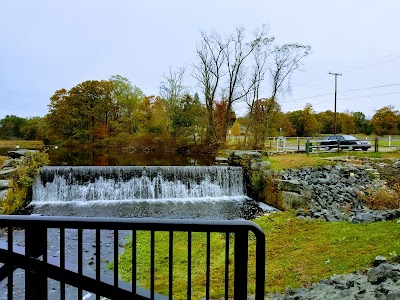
[284,91,400,111]
[281,82,400,104]
[292,51,400,86]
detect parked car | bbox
[319,135,371,151]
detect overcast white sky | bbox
[1,0,399,119]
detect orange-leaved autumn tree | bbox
[214,100,236,144]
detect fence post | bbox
[25,225,47,299]
[375,137,379,152]
[306,139,309,156]
[234,230,248,299]
[297,137,300,151]
[389,136,392,148]
[337,139,340,153]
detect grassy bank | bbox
[266,150,400,170]
[0,140,44,149]
[115,211,400,299]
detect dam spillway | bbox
[31,166,261,219]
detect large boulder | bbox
[7,149,37,159]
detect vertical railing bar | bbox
[114,229,119,298]
[96,228,101,300]
[43,228,48,300]
[206,232,210,300]
[169,231,173,300]
[78,228,83,299]
[150,230,155,300]
[60,228,65,300]
[131,229,137,297]
[255,232,266,300]
[234,230,248,299]
[187,231,192,300]
[224,232,229,300]
[7,226,13,300]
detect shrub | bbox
[0,151,49,214]
[361,186,400,210]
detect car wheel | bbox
[324,146,330,151]
[362,148,368,151]
[348,146,353,151]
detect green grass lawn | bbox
[265,150,400,170]
[115,211,400,299]
[0,140,44,149]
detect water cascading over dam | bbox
[32,166,259,219]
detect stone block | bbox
[250,161,270,171]
[282,191,305,209]
[0,180,11,189]
[276,179,302,193]
[7,149,38,159]
[215,157,228,165]
[0,189,8,200]
[0,168,17,180]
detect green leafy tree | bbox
[0,115,27,139]
[247,98,281,149]
[316,111,334,134]
[110,75,145,135]
[20,117,45,140]
[370,105,400,136]
[353,111,369,134]
[340,110,356,134]
[170,94,206,144]
[288,104,319,137]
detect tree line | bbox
[1,25,399,150]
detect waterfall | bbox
[32,166,246,203]
[30,166,272,219]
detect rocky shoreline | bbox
[265,257,400,300]
[275,158,400,223]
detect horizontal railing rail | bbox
[0,215,265,300]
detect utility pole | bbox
[329,72,342,135]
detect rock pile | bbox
[278,163,400,223]
[265,258,400,300]
[0,149,36,200]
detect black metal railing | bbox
[0,215,265,299]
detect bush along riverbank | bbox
[0,149,49,214]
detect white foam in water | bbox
[33,166,245,202]
[31,166,267,219]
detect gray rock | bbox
[374,256,387,267]
[276,179,302,193]
[0,189,8,200]
[387,291,400,300]
[8,149,37,159]
[227,150,261,159]
[281,191,305,209]
[215,156,228,165]
[0,180,11,189]
[0,168,17,180]
[250,161,270,171]
[367,263,400,283]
